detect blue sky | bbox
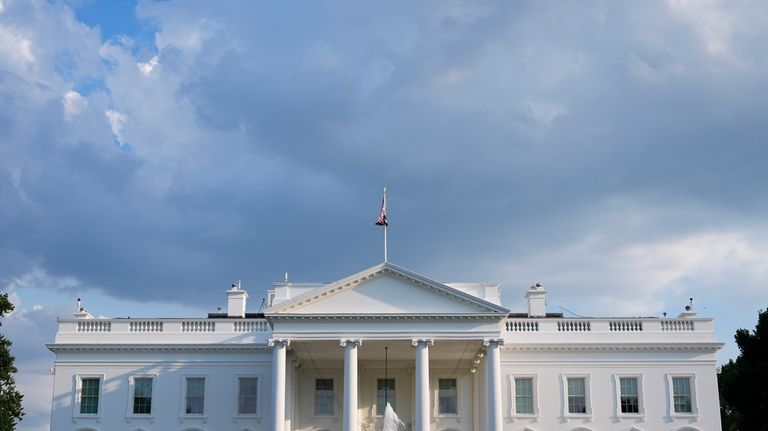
[2,1,768,429]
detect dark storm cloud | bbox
[0,0,766,314]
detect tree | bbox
[0,293,23,430]
[719,308,768,431]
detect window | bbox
[132,377,153,414]
[672,377,692,413]
[515,377,534,414]
[567,377,587,414]
[238,377,259,415]
[185,377,205,414]
[376,378,395,414]
[314,378,334,416]
[79,377,100,414]
[619,377,639,414]
[438,378,458,414]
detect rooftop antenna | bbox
[284,272,289,284]
[257,297,266,314]
[558,305,583,318]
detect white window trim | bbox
[508,374,540,421]
[126,374,157,422]
[561,374,592,421]
[72,374,105,422]
[666,373,699,419]
[233,374,263,420]
[372,375,398,417]
[433,375,461,418]
[179,375,209,422]
[312,377,337,418]
[613,374,645,420]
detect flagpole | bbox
[383,187,388,262]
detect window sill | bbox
[72,414,101,423]
[509,414,539,422]
[178,415,208,424]
[564,413,592,422]
[616,413,645,422]
[671,412,698,420]
[126,415,155,423]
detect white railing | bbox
[234,320,268,332]
[182,321,216,332]
[609,320,643,331]
[661,319,695,331]
[504,317,713,338]
[506,320,539,332]
[129,320,164,332]
[77,321,111,332]
[557,320,591,332]
[61,318,269,335]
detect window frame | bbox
[234,375,262,419]
[508,374,539,420]
[126,374,157,421]
[313,377,336,417]
[613,374,645,419]
[666,373,698,418]
[433,375,460,417]
[561,374,592,419]
[179,375,208,420]
[73,374,104,420]
[373,376,397,417]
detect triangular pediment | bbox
[266,262,509,315]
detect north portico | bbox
[265,262,511,431]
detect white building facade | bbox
[48,262,723,431]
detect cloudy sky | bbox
[2,0,767,429]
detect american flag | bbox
[375,189,388,226]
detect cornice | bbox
[503,342,724,353]
[47,343,271,353]
[266,313,505,320]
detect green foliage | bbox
[719,308,768,431]
[0,293,24,431]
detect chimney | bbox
[525,282,547,317]
[227,282,249,318]
[73,297,94,319]
[677,297,697,318]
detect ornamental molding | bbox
[267,338,291,348]
[340,339,363,347]
[502,342,723,353]
[266,262,510,315]
[410,338,434,347]
[268,313,503,321]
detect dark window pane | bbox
[438,378,457,414]
[80,378,100,414]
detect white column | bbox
[341,339,362,431]
[412,338,434,431]
[269,339,290,431]
[484,338,504,431]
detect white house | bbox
[48,261,723,431]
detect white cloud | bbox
[105,109,128,147]
[523,102,567,127]
[138,55,159,77]
[666,0,734,57]
[0,0,5,14]
[4,267,84,293]
[61,90,87,119]
[0,25,35,71]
